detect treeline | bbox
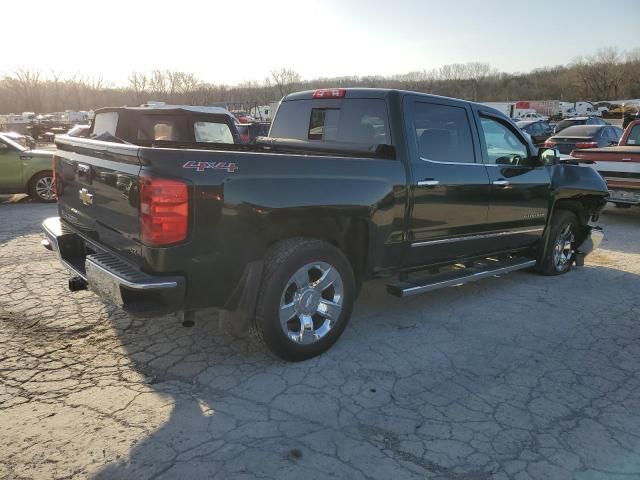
[1,47,639,114]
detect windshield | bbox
[0,134,27,152]
[557,125,601,136]
[557,119,586,131]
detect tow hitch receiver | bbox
[68,276,88,292]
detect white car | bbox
[514,112,549,122]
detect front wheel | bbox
[253,238,356,361]
[537,210,579,276]
[29,171,56,203]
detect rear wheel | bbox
[537,210,579,276]
[29,171,55,203]
[253,238,356,361]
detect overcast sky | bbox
[4,0,639,86]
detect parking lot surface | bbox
[0,202,639,480]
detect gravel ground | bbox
[0,202,638,480]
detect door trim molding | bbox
[411,227,545,248]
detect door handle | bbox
[417,179,439,187]
[492,179,510,187]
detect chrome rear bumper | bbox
[42,217,185,316]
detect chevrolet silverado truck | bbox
[571,120,640,207]
[42,89,608,361]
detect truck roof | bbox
[283,88,504,116]
[95,105,234,117]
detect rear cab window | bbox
[270,98,391,146]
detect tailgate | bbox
[55,136,141,258]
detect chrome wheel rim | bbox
[35,176,55,200]
[553,224,575,270]
[279,261,344,345]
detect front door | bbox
[0,138,23,192]
[404,97,491,266]
[475,112,550,250]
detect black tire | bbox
[537,210,579,276]
[28,171,56,203]
[253,238,356,361]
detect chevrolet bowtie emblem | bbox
[79,188,93,206]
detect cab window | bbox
[479,116,531,166]
[93,112,119,136]
[194,122,234,144]
[411,102,475,163]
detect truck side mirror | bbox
[539,147,559,166]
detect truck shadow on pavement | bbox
[0,202,57,247]
[90,261,640,479]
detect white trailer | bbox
[249,101,280,122]
[480,102,515,117]
[560,102,601,118]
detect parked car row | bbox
[571,120,640,208]
[516,120,554,146]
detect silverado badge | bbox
[79,188,94,206]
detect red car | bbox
[571,120,640,207]
[230,111,253,124]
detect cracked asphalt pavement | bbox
[0,201,639,480]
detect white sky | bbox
[3,0,639,86]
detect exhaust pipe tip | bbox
[68,276,88,292]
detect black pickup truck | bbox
[42,88,608,361]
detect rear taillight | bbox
[544,139,556,148]
[139,176,189,246]
[575,141,598,149]
[312,88,346,99]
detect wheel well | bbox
[553,198,600,244]
[265,216,369,283]
[26,170,53,191]
[553,199,590,226]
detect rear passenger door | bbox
[403,96,491,266]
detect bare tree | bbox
[573,47,626,99]
[5,68,44,112]
[128,72,148,104]
[270,68,301,98]
[2,47,640,116]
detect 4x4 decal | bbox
[183,161,238,173]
